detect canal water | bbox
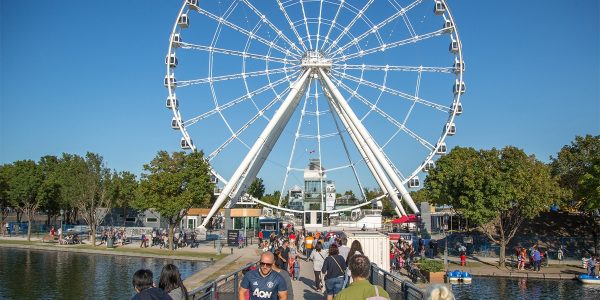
[451,276,600,299]
[0,247,209,300]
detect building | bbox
[288,185,304,211]
[303,158,327,210]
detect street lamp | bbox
[443,213,449,271]
[60,209,65,239]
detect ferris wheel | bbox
[164,0,465,227]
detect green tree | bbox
[135,151,212,250]
[2,160,44,241]
[109,171,138,225]
[551,134,600,254]
[0,165,10,232]
[261,191,282,206]
[55,153,88,224]
[425,146,564,266]
[72,153,113,246]
[247,178,265,199]
[37,155,62,226]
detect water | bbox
[451,276,600,300]
[0,247,210,300]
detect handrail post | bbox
[234,271,239,300]
[211,281,217,300]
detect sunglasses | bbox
[259,261,273,267]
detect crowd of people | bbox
[241,226,392,300]
[131,264,188,300]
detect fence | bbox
[188,262,424,300]
[370,263,424,300]
[188,262,256,300]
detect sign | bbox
[227,230,239,247]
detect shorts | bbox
[325,276,345,295]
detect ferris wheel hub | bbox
[301,50,332,69]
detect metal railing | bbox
[188,262,256,300]
[370,263,424,300]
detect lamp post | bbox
[444,213,449,271]
[60,209,65,240]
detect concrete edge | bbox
[0,243,215,262]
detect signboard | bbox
[227,230,239,247]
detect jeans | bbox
[325,276,345,296]
[533,260,541,271]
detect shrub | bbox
[419,259,444,272]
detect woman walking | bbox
[309,242,327,292]
[321,244,347,300]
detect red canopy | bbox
[391,214,418,224]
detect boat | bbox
[446,270,472,283]
[577,274,600,284]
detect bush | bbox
[419,259,444,272]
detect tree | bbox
[37,155,62,226]
[261,191,282,206]
[247,178,265,199]
[71,153,113,246]
[551,134,600,254]
[2,160,44,241]
[135,151,212,250]
[108,171,138,226]
[425,146,564,266]
[0,165,10,233]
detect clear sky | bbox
[1,0,599,195]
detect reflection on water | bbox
[0,247,209,300]
[451,276,600,300]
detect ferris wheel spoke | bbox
[299,0,313,50]
[331,69,451,112]
[183,71,299,127]
[207,81,297,161]
[332,75,436,151]
[276,0,309,52]
[196,6,301,59]
[240,0,304,56]
[279,80,312,206]
[177,66,296,87]
[325,93,368,202]
[314,0,324,49]
[180,42,295,65]
[332,27,448,61]
[324,0,375,54]
[332,64,453,74]
[329,0,423,58]
[319,0,344,52]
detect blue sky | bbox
[1,0,598,195]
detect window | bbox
[146,218,158,223]
[125,217,136,222]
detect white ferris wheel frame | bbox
[164,0,465,228]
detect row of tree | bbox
[0,151,214,249]
[423,135,599,265]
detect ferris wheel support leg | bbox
[318,69,406,217]
[321,84,406,217]
[228,88,305,207]
[200,70,312,228]
[318,68,420,214]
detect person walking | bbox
[305,233,314,257]
[239,252,288,300]
[333,254,390,300]
[272,259,294,300]
[159,264,188,300]
[309,242,327,292]
[322,244,347,300]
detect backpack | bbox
[366,285,387,300]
